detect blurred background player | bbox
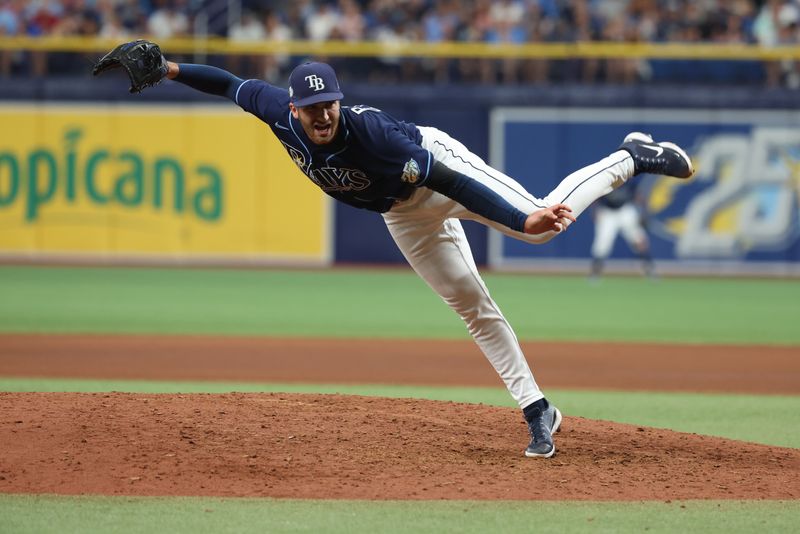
[590,178,655,279]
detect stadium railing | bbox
[1,36,800,60]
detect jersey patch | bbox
[401,158,420,184]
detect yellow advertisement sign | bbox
[0,104,329,263]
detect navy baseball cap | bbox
[288,62,344,107]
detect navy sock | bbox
[523,398,549,423]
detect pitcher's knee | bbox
[441,276,499,325]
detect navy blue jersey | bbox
[234,79,432,213]
[598,179,639,209]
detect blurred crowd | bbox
[1,0,799,86]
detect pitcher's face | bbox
[290,100,340,144]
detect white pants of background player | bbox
[383,126,635,409]
[591,204,648,259]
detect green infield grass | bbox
[1,495,798,534]
[1,266,799,344]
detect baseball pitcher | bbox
[93,41,694,458]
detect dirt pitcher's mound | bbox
[1,392,798,501]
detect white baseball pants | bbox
[592,204,648,258]
[382,126,635,409]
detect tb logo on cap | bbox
[305,75,325,91]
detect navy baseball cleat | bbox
[620,132,694,179]
[524,398,562,458]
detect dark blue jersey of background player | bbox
[597,178,639,210]
[236,78,429,213]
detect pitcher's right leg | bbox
[382,209,543,411]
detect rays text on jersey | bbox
[308,166,372,192]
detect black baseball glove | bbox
[92,40,168,94]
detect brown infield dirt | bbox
[1,333,799,501]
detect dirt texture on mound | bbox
[2,333,798,501]
[1,392,798,501]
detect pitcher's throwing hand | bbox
[525,204,576,234]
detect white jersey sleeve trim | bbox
[234,79,253,106]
